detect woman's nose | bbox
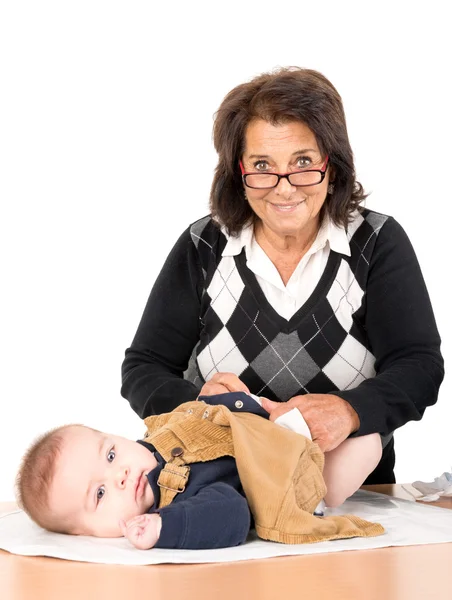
[115,466,130,489]
[274,176,295,196]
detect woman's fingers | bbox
[260,398,281,413]
[210,373,250,393]
[198,372,250,396]
[198,382,230,397]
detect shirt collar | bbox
[221,216,351,258]
[321,217,351,256]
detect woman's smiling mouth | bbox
[268,200,305,212]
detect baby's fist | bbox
[120,513,162,550]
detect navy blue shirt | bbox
[137,392,268,549]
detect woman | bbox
[121,67,444,500]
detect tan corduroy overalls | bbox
[143,400,384,544]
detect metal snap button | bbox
[235,400,244,409]
[187,408,193,414]
[171,447,184,458]
[202,409,209,418]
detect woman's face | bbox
[242,119,330,240]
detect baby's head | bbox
[16,424,157,537]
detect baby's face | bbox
[48,426,157,537]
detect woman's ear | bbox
[328,163,336,183]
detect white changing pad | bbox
[1,490,451,565]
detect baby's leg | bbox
[250,394,382,509]
[249,394,325,514]
[322,434,382,507]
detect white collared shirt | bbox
[221,217,351,320]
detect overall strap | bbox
[157,446,191,508]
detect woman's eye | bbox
[97,486,106,502]
[297,156,312,168]
[107,448,116,463]
[254,161,269,171]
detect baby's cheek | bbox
[121,501,143,524]
[143,482,155,510]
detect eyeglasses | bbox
[240,156,329,189]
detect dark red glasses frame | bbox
[240,156,329,189]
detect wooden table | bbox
[1,485,451,600]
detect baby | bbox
[17,422,167,549]
[16,392,384,549]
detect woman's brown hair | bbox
[210,67,367,235]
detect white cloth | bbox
[1,490,452,564]
[249,394,311,438]
[221,217,351,320]
[409,469,452,501]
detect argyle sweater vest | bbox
[189,209,388,401]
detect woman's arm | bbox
[337,216,444,437]
[121,226,204,418]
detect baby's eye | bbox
[254,160,269,171]
[107,448,116,463]
[296,156,312,168]
[96,485,106,502]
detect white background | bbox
[1,1,451,501]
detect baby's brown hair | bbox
[16,424,79,533]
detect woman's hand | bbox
[261,394,360,453]
[198,372,250,397]
[120,513,162,550]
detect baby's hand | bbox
[120,513,162,550]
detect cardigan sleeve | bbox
[336,217,444,437]
[154,482,251,549]
[121,226,204,418]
